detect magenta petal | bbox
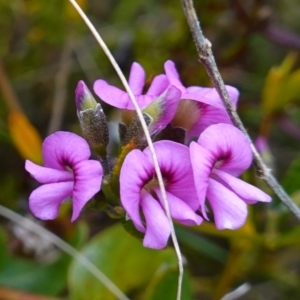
[144,141,199,210]
[183,87,224,109]
[120,149,153,232]
[42,132,91,170]
[72,160,103,221]
[128,62,146,95]
[197,123,252,176]
[207,178,248,230]
[184,85,239,109]
[146,74,169,96]
[155,189,203,226]
[213,170,272,204]
[140,192,171,249]
[189,142,214,219]
[25,160,73,184]
[134,94,161,109]
[187,104,233,139]
[93,79,134,109]
[29,182,73,220]
[164,60,185,93]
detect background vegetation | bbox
[1,0,300,299]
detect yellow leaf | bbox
[8,110,43,164]
[262,52,298,114]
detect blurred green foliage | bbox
[1,0,300,299]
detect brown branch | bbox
[180,0,300,220]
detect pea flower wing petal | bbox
[140,192,171,249]
[214,169,272,204]
[207,178,248,230]
[29,182,74,220]
[25,160,73,184]
[72,160,103,221]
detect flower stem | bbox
[68,1,184,299]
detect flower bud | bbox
[121,113,152,149]
[75,80,98,111]
[75,81,110,173]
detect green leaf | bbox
[143,266,193,300]
[175,226,227,263]
[261,52,299,115]
[281,153,300,195]
[68,224,178,300]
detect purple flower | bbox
[93,62,170,110]
[190,124,271,229]
[93,62,181,134]
[164,60,239,139]
[120,141,202,249]
[25,132,103,221]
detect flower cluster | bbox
[25,60,271,249]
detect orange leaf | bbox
[8,110,43,164]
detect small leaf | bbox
[68,224,178,300]
[261,52,298,114]
[143,266,193,300]
[8,110,42,164]
[175,225,227,263]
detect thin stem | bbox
[0,204,130,300]
[68,1,184,299]
[180,0,300,220]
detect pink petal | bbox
[94,78,157,110]
[25,160,73,184]
[144,141,199,210]
[207,178,248,230]
[140,192,171,249]
[72,160,103,221]
[155,189,203,226]
[189,142,214,219]
[93,79,132,109]
[197,123,252,176]
[42,132,91,170]
[146,74,169,96]
[29,182,73,220]
[164,60,185,93]
[120,150,153,232]
[183,87,224,109]
[187,103,233,139]
[213,170,272,204]
[134,94,161,109]
[184,85,239,109]
[128,62,146,95]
